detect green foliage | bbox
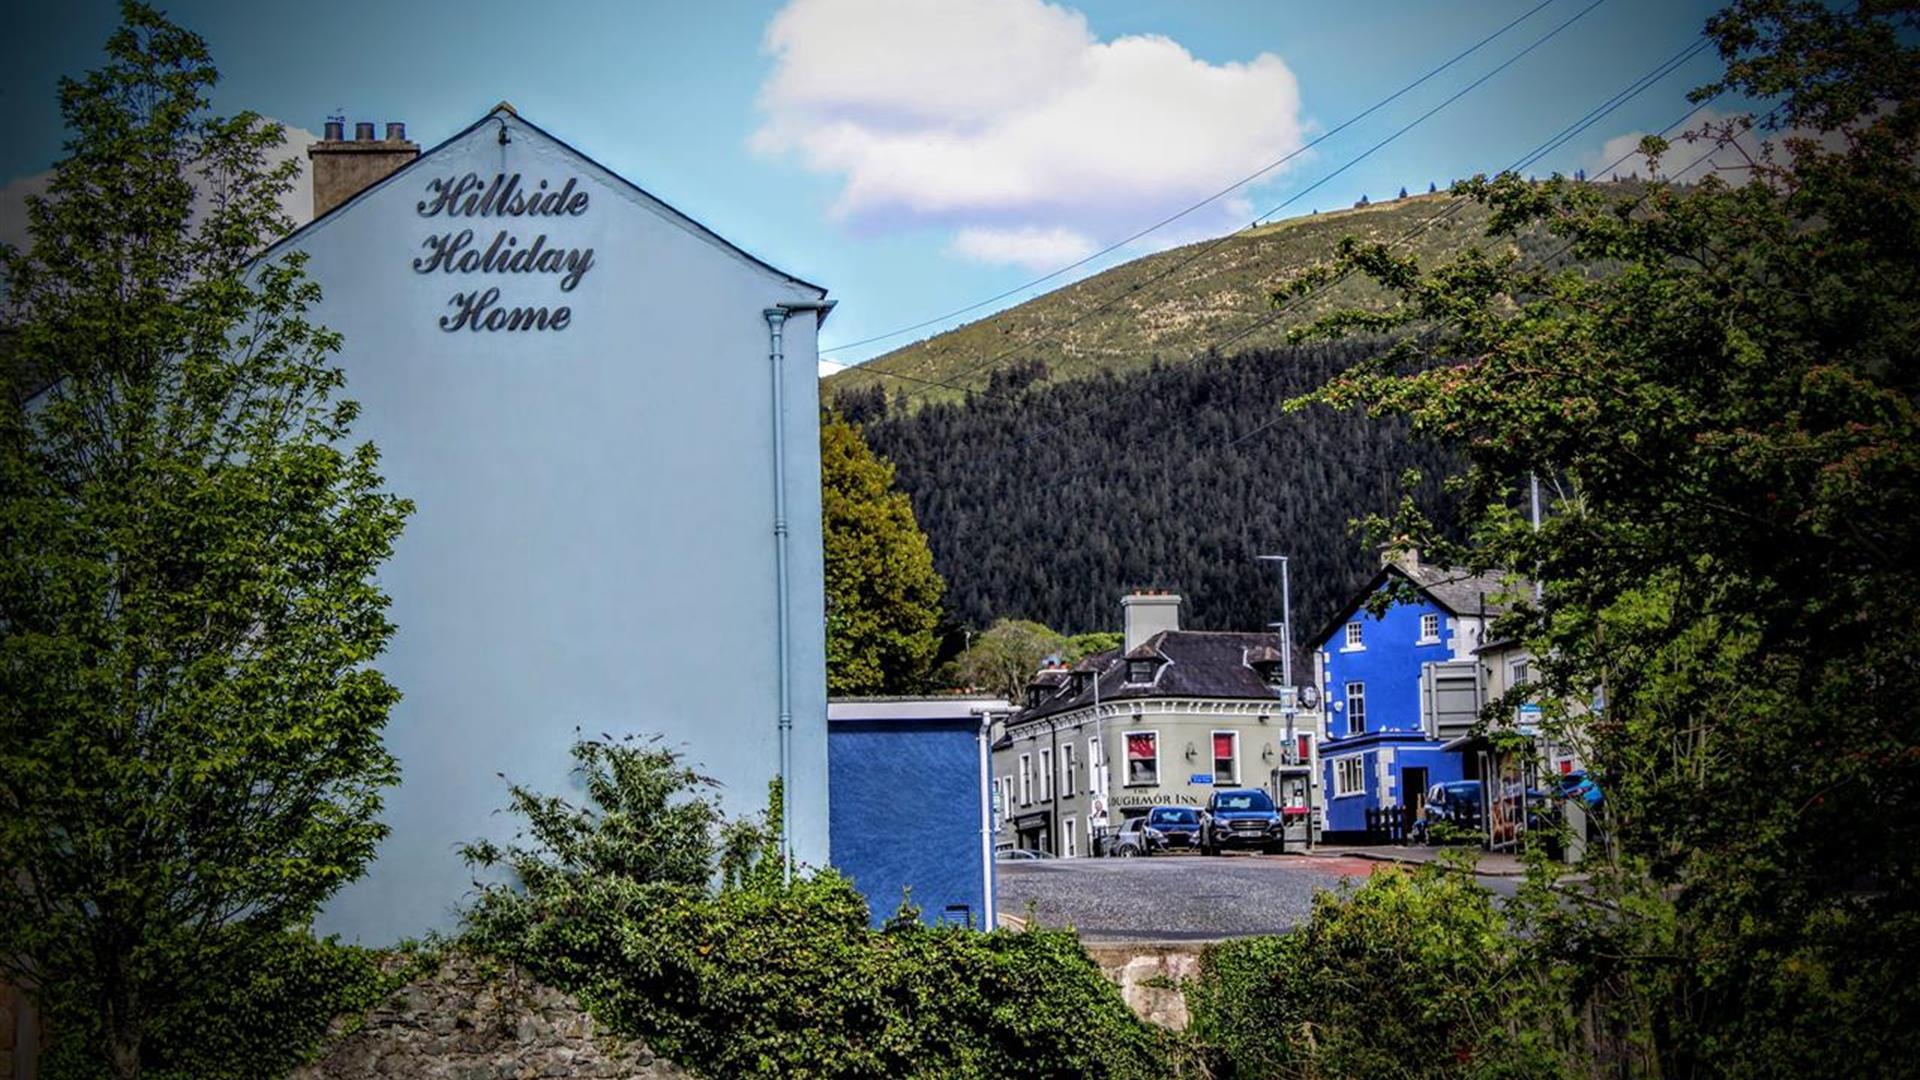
[1285,2,1920,1074]
[839,344,1461,638]
[40,933,406,1080]
[462,735,1178,1079]
[0,5,410,1076]
[821,408,947,695]
[1187,862,1576,1080]
[950,618,1069,701]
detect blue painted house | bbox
[828,697,1009,928]
[1309,552,1525,840]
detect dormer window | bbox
[1128,660,1155,683]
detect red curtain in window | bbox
[1126,733,1155,760]
[1212,734,1234,760]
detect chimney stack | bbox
[308,117,420,218]
[1121,591,1181,653]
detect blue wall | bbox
[1318,588,1466,831]
[1323,597,1453,740]
[829,720,989,928]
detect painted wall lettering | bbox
[415,173,596,332]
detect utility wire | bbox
[882,0,1612,408]
[818,0,1566,361]
[976,44,1726,496]
[992,34,1718,471]
[1197,98,1765,462]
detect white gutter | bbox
[762,299,831,884]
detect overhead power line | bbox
[818,0,1566,361]
[879,0,1612,408]
[1000,38,1725,481]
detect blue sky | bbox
[2,0,1736,370]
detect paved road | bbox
[996,852,1519,942]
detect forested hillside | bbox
[834,339,1456,639]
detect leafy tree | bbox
[952,619,1066,701]
[1287,0,1919,1071]
[1062,631,1121,663]
[821,408,946,694]
[0,5,410,1076]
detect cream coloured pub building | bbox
[991,592,1324,856]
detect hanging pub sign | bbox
[412,172,599,332]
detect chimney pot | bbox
[386,122,406,142]
[323,119,344,141]
[354,121,376,141]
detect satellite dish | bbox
[1300,685,1322,710]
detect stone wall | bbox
[1083,941,1205,1030]
[294,954,687,1079]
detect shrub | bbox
[1187,861,1575,1079]
[461,735,1176,1078]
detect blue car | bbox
[1145,806,1203,850]
[1200,788,1286,854]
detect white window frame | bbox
[1124,729,1161,787]
[1038,748,1053,802]
[1061,743,1077,798]
[1211,729,1239,785]
[1088,737,1103,793]
[1346,681,1366,734]
[1063,817,1078,857]
[1509,657,1533,689]
[1343,621,1365,650]
[1420,613,1440,643]
[1018,754,1032,806]
[1334,755,1367,797]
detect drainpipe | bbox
[762,300,831,884]
[975,708,997,930]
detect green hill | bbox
[824,193,1507,406]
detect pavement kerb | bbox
[1305,845,1529,877]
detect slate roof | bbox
[1307,560,1534,650]
[1013,630,1299,726]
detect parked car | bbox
[995,847,1056,861]
[1108,816,1161,857]
[1145,805,1203,850]
[1414,780,1485,843]
[1200,788,1285,854]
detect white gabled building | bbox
[274,106,833,942]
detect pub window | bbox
[1344,621,1364,649]
[1038,748,1053,802]
[1127,659,1156,683]
[1063,817,1078,857]
[1088,737,1103,791]
[1019,754,1032,806]
[1125,731,1159,785]
[1061,743,1077,798]
[1212,731,1238,785]
[1334,755,1367,797]
[1346,681,1366,734]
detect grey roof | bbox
[1308,561,1533,649]
[1012,630,1298,726]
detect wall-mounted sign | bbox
[414,172,599,332]
[1189,773,1213,785]
[1113,792,1200,808]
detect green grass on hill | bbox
[823,193,1510,407]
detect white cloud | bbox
[753,0,1306,266]
[819,357,850,377]
[0,119,317,255]
[1582,109,1839,185]
[948,225,1097,270]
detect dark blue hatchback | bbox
[1146,805,1203,849]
